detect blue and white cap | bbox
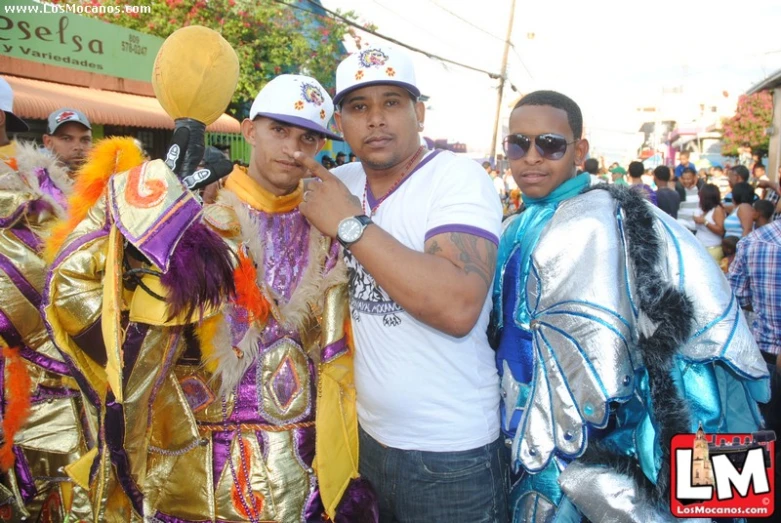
[334,45,420,107]
[249,74,342,141]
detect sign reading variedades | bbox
[0,0,163,81]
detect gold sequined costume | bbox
[42,154,375,522]
[0,141,95,522]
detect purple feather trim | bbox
[160,221,236,321]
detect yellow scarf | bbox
[223,165,302,213]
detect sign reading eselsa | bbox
[0,0,162,81]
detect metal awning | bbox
[3,75,240,133]
[747,68,781,95]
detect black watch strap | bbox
[355,214,372,226]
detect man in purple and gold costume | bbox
[42,26,375,523]
[0,77,98,521]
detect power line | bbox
[510,44,534,80]
[272,0,504,79]
[424,0,505,43]
[368,0,453,50]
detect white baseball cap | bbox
[249,74,342,141]
[333,45,420,107]
[0,77,29,133]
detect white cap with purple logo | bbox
[249,74,342,141]
[333,45,420,107]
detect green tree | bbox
[55,0,363,116]
[721,91,773,157]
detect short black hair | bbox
[731,165,750,182]
[628,161,644,178]
[699,184,721,213]
[336,152,346,158]
[513,90,583,139]
[654,165,671,182]
[732,182,755,205]
[753,163,766,174]
[584,158,599,174]
[682,167,697,176]
[722,235,740,254]
[712,165,723,173]
[753,199,774,220]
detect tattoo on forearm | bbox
[426,240,442,255]
[449,233,498,288]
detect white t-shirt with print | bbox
[334,150,503,452]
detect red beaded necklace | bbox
[362,146,426,216]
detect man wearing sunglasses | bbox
[492,90,769,522]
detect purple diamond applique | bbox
[271,356,301,411]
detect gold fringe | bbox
[198,420,315,433]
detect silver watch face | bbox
[338,217,364,243]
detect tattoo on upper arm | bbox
[449,233,498,289]
[426,240,442,255]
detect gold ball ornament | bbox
[152,26,239,125]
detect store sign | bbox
[0,0,163,81]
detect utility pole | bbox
[489,0,517,164]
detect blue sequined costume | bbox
[492,176,769,522]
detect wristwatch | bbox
[337,215,372,248]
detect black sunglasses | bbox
[502,133,577,161]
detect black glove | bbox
[164,117,206,183]
[181,151,234,191]
[163,118,233,191]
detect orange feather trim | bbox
[230,437,264,519]
[233,250,271,325]
[44,137,145,264]
[2,158,18,171]
[0,347,32,472]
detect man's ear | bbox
[42,134,53,150]
[574,138,590,166]
[240,119,255,146]
[334,111,343,133]
[414,100,425,129]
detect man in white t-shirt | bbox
[295,45,507,523]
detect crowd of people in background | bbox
[320,149,357,168]
[484,151,780,266]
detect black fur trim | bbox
[578,184,695,503]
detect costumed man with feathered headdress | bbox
[41,27,376,522]
[0,77,98,521]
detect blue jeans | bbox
[359,426,509,523]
